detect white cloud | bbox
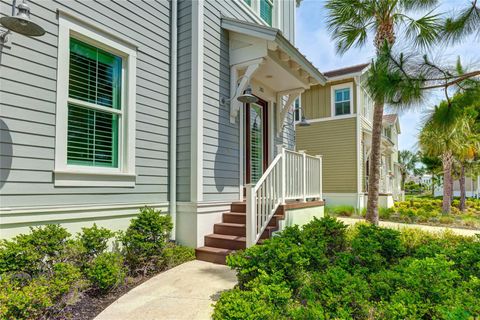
[295,0,479,151]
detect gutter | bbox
[169,0,178,240]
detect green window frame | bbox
[260,0,273,26]
[67,38,122,168]
[334,88,351,116]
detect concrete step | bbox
[204,234,246,250]
[195,246,233,265]
[223,212,246,224]
[214,222,246,236]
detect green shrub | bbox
[120,207,173,274]
[298,267,372,319]
[85,252,125,292]
[0,225,72,276]
[327,205,355,217]
[214,218,480,319]
[0,262,82,319]
[212,272,293,320]
[227,226,308,290]
[341,224,405,273]
[78,224,113,259]
[159,243,195,270]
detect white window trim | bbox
[54,13,137,187]
[331,82,354,117]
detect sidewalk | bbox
[338,217,480,237]
[95,260,237,320]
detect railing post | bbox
[299,150,306,202]
[316,155,323,200]
[246,183,256,247]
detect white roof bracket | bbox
[276,88,304,135]
[229,59,263,123]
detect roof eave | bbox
[221,17,327,86]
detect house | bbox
[296,64,403,210]
[0,0,325,263]
[434,176,480,198]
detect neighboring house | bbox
[0,0,325,263]
[296,64,403,209]
[434,176,480,198]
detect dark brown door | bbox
[245,98,269,184]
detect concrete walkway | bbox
[338,217,480,237]
[95,260,237,320]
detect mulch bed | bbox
[52,276,150,320]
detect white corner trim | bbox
[355,76,362,194]
[54,170,136,187]
[54,13,137,186]
[191,0,204,202]
[330,82,354,117]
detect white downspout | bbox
[169,0,178,241]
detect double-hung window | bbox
[54,13,137,187]
[331,83,353,117]
[68,38,121,168]
[243,0,274,26]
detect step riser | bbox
[231,203,246,212]
[205,237,246,250]
[223,213,246,224]
[195,250,228,265]
[214,224,246,236]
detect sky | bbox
[295,0,479,152]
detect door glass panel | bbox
[249,103,264,183]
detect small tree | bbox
[398,150,418,190]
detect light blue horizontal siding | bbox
[0,0,171,209]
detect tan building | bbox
[296,64,403,209]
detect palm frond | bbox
[400,11,443,49]
[325,0,375,54]
[399,0,439,11]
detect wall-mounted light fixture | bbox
[284,106,310,128]
[221,76,259,106]
[0,0,46,44]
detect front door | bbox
[246,98,268,184]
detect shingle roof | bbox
[383,114,398,124]
[323,63,370,78]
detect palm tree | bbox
[419,102,476,214]
[398,150,418,190]
[325,0,441,224]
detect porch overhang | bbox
[222,17,326,124]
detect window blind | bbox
[67,38,122,168]
[260,0,273,26]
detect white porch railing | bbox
[246,147,323,247]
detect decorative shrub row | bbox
[0,207,195,319]
[327,197,480,228]
[213,217,480,319]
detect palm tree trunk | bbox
[442,152,453,214]
[459,163,466,212]
[366,100,384,225]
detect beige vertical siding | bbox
[296,117,358,193]
[301,79,357,119]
